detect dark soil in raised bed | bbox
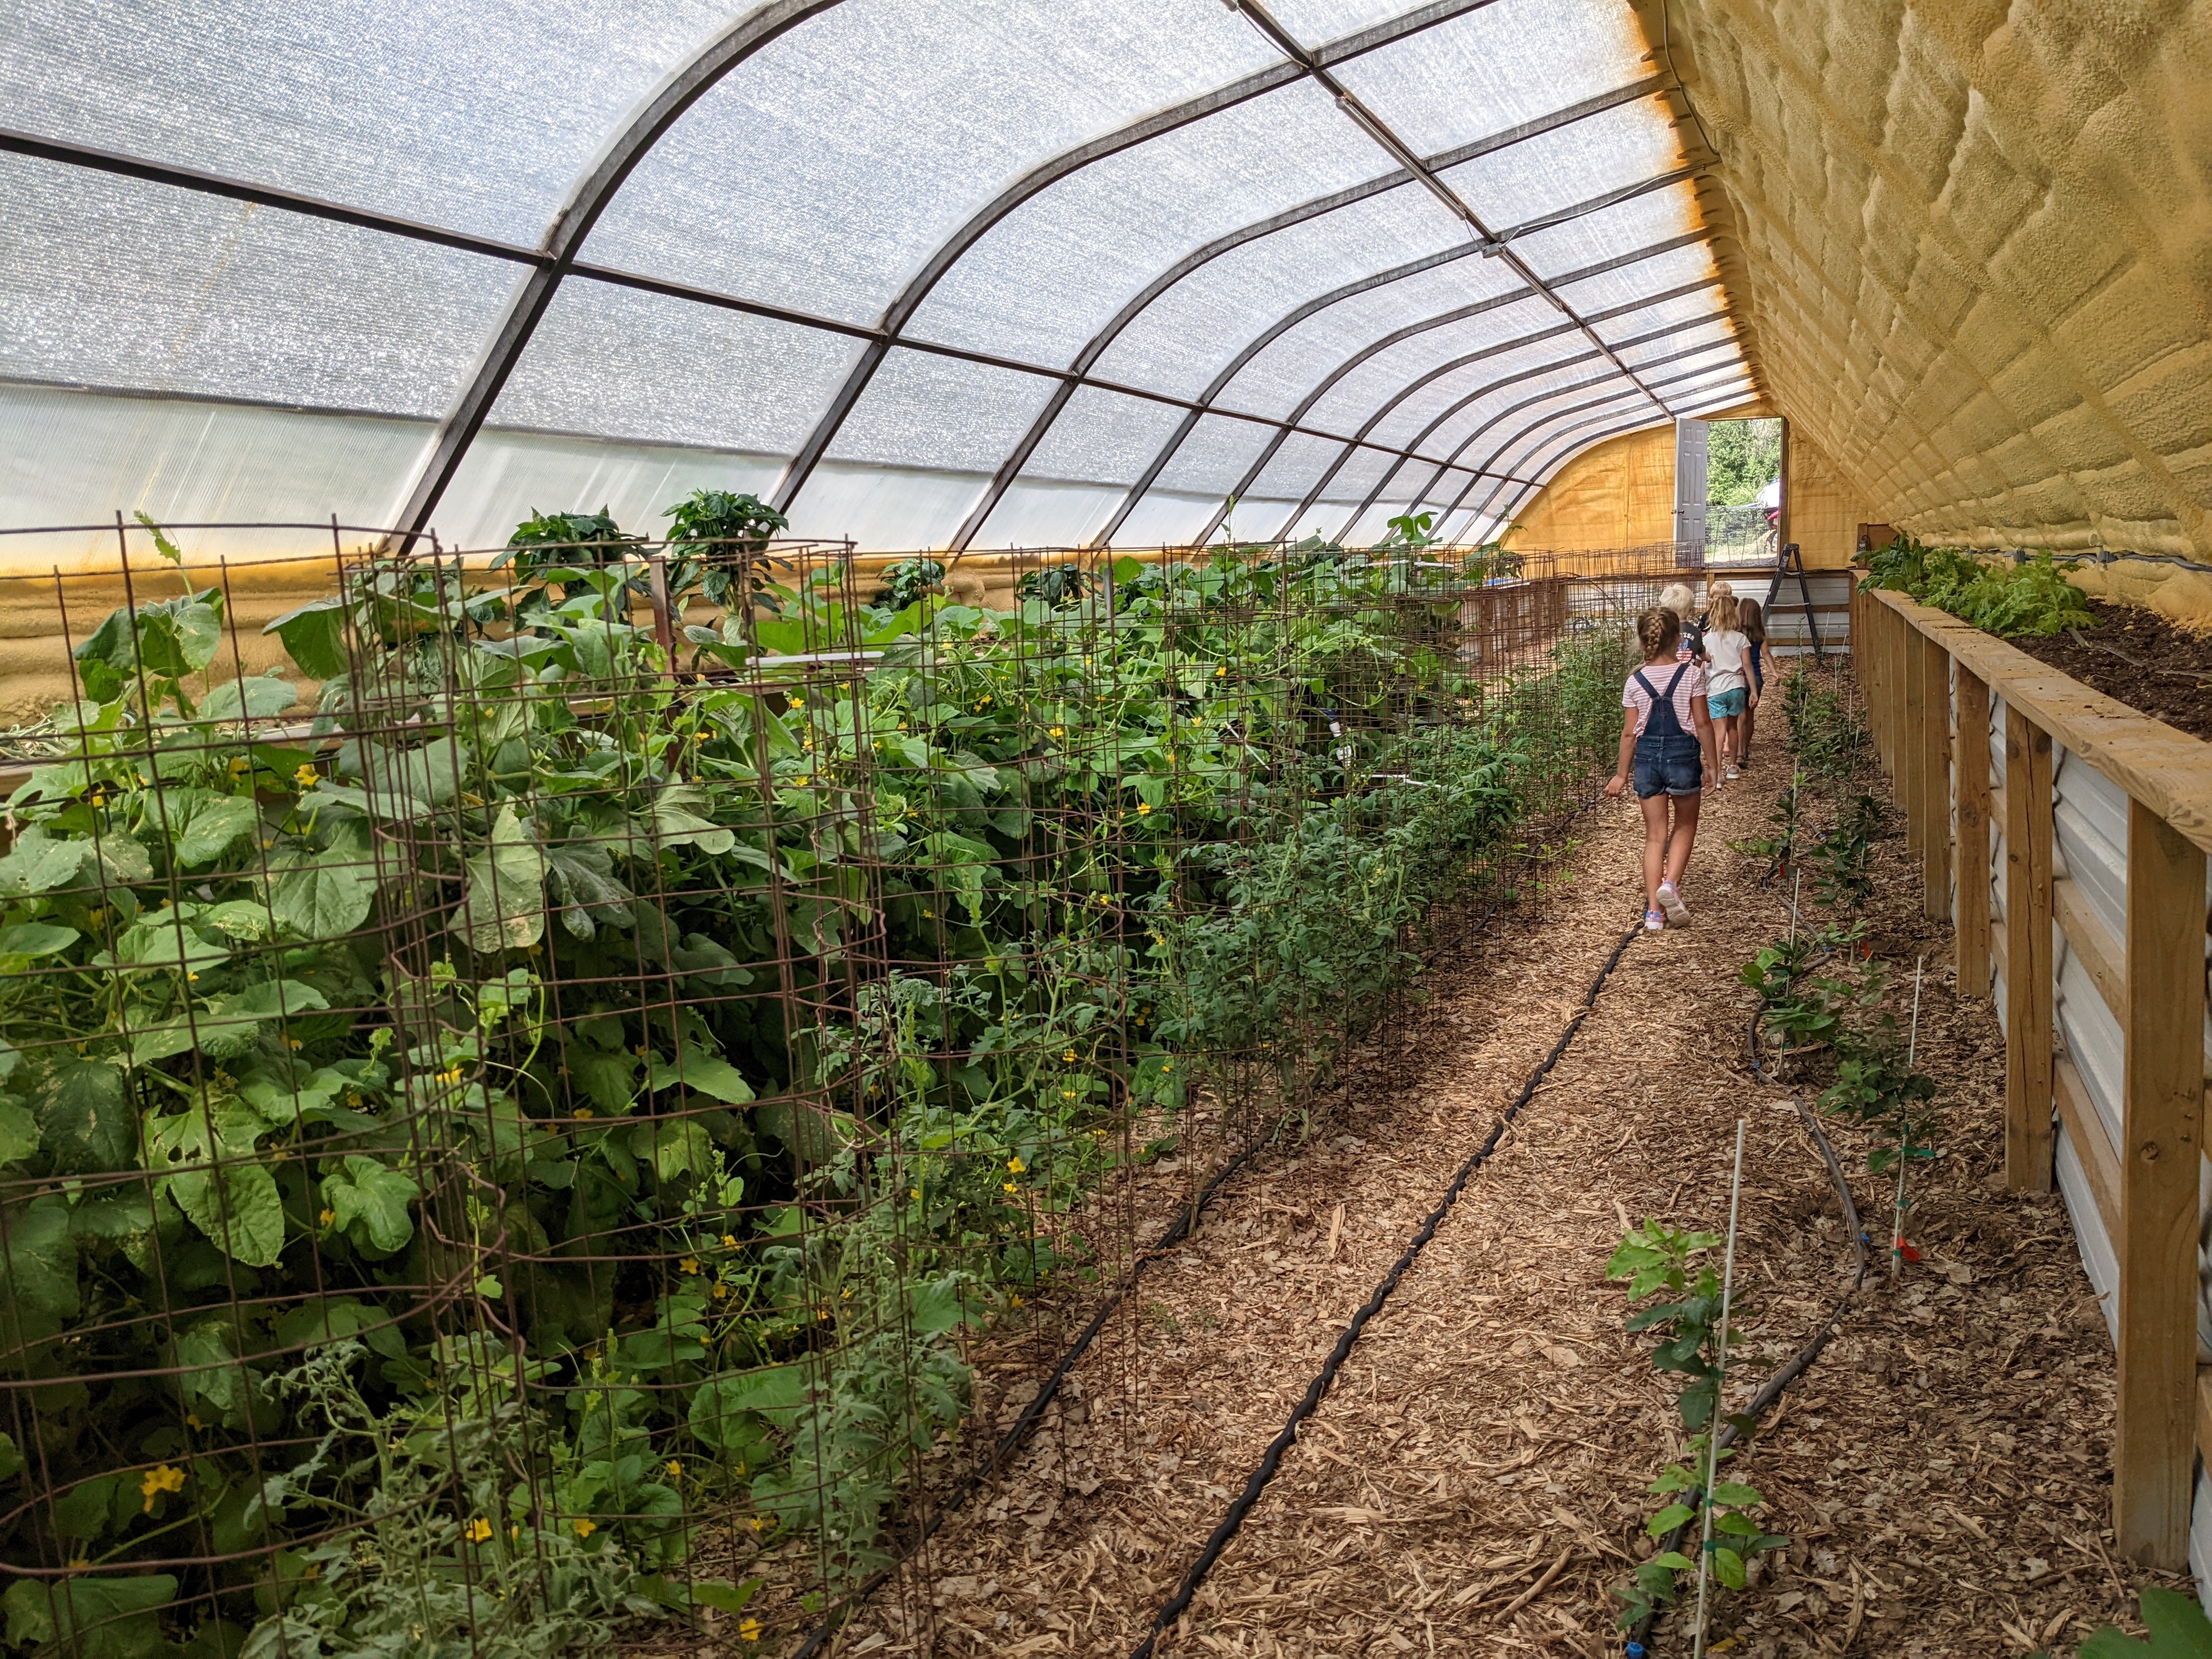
[2001,598,2212,741]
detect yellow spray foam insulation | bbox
[1627,0,2212,562]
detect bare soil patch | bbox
[2002,597,2212,741]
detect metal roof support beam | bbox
[390,0,849,544]
[1441,368,1755,532]
[1319,325,1743,538]
[1226,0,1677,419]
[943,72,1668,554]
[768,0,1504,518]
[1096,227,1707,550]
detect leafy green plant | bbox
[872,556,945,612]
[1805,793,1882,909]
[663,488,791,614]
[2062,1585,2212,1657]
[1731,770,1803,879]
[1605,1221,1786,1627]
[1013,563,1087,608]
[1863,535,2094,638]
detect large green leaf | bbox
[0,829,87,897]
[323,1155,419,1255]
[33,1057,136,1173]
[689,1363,812,1452]
[4,1572,177,1659]
[198,673,300,721]
[268,821,377,940]
[650,785,735,856]
[0,1195,78,1318]
[171,1160,286,1268]
[454,806,548,952]
[0,922,80,957]
[166,791,261,866]
[0,1103,40,1165]
[646,1043,754,1106]
[263,595,348,679]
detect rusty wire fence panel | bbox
[0,526,1681,1658]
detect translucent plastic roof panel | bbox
[1149,414,1280,497]
[1553,243,1719,320]
[484,282,865,455]
[1331,0,1649,160]
[1314,444,1402,503]
[1239,432,1347,502]
[1596,292,1734,354]
[970,477,1137,549]
[584,0,1276,328]
[1436,97,1683,230]
[904,80,1383,367]
[1210,271,1544,423]
[821,348,1058,475]
[0,0,740,244]
[1513,182,1705,290]
[1260,1,1425,45]
[1294,321,1598,448]
[1022,388,1191,487]
[1613,321,1739,374]
[1086,188,1474,399]
[1,153,522,417]
[1356,333,1599,452]
[1415,360,1643,461]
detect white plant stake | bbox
[1787,865,1802,945]
[1692,1120,1748,1659]
[1892,954,1926,1280]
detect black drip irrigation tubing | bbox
[1620,1009,1875,1658]
[787,1122,1280,1658]
[1127,920,1644,1659]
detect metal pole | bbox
[1693,1119,1748,1658]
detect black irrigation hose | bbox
[1620,1011,1874,1658]
[786,1126,1279,1659]
[1127,921,1644,1659]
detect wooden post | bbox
[1954,666,1993,998]
[2113,799,2209,1567]
[2002,707,2053,1193]
[1922,640,1952,922]
[1900,626,1926,862]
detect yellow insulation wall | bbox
[1639,0,2212,561]
[1499,426,1678,553]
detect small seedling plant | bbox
[1730,770,1803,885]
[1804,793,1882,910]
[1606,1221,1786,1628]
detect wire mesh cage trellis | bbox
[0,517,1692,1658]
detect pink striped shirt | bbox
[1623,662,1706,737]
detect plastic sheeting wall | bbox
[1646,0,2212,560]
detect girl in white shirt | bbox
[1702,592,1757,781]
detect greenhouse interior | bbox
[3,1,2212,1655]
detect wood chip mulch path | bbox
[807,680,2178,1659]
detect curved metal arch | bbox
[940,72,1669,552]
[1113,225,1709,551]
[1466,363,1756,522]
[388,0,849,544]
[1384,326,1746,517]
[766,0,1503,518]
[1443,364,1756,532]
[1422,360,1746,538]
[1416,351,1747,523]
[1301,295,1738,537]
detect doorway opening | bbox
[1705,416,1782,565]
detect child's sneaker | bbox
[1724,764,1739,781]
[1644,908,1665,932]
[1657,881,1690,926]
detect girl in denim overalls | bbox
[1605,607,1720,932]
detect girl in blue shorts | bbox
[1604,607,1719,932]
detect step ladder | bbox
[1761,540,1825,660]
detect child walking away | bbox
[1737,597,1767,767]
[1606,607,1719,931]
[1703,592,1757,781]
[1659,582,1706,664]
